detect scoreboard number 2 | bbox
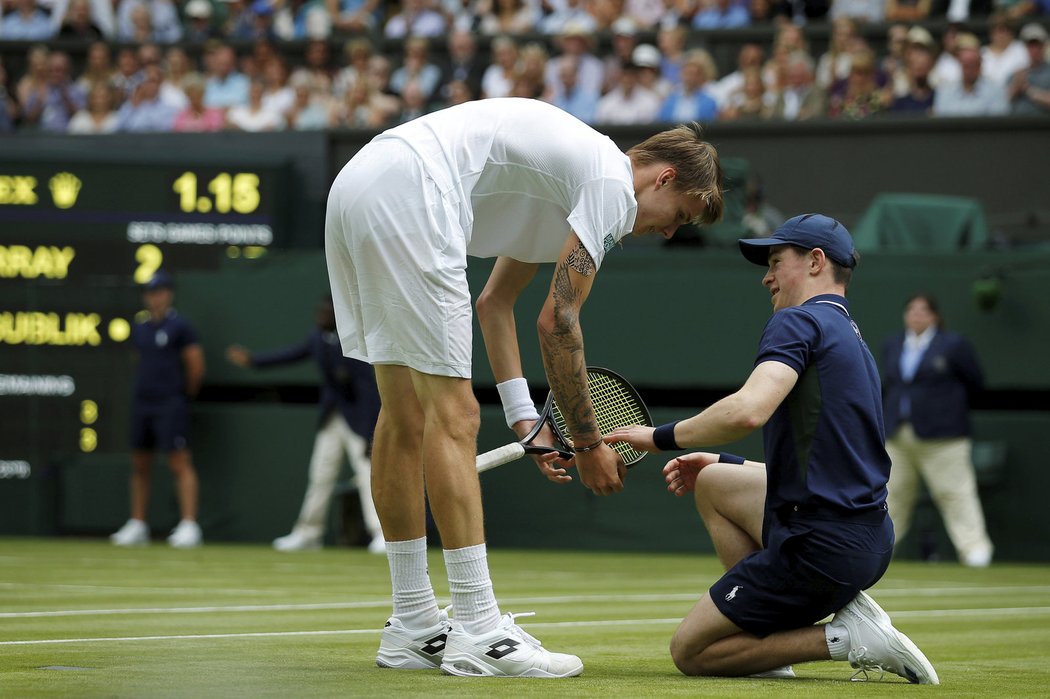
[134,244,163,284]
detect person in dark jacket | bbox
[227,295,384,553]
[881,292,993,567]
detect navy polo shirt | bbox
[755,294,890,516]
[131,310,199,401]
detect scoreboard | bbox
[0,157,291,485]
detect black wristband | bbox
[652,421,681,451]
[573,437,604,454]
[718,452,746,465]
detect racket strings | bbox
[550,372,651,466]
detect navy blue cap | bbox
[143,270,174,290]
[738,214,857,269]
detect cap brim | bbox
[738,238,781,266]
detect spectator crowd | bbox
[1,0,1048,134]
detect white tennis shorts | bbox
[325,138,474,378]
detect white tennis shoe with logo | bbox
[440,612,583,678]
[830,590,939,685]
[376,609,452,669]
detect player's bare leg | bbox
[671,595,830,676]
[693,463,766,568]
[168,449,198,521]
[370,365,450,670]
[166,449,202,547]
[407,370,484,548]
[371,365,428,541]
[129,450,153,521]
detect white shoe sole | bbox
[111,539,149,547]
[440,653,583,678]
[375,650,441,670]
[749,665,795,679]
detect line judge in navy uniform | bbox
[111,270,205,548]
[880,292,993,567]
[226,295,384,553]
[606,214,938,684]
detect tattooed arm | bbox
[538,233,625,496]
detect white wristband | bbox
[496,377,540,428]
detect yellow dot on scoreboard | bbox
[80,400,98,425]
[198,196,212,212]
[226,246,241,258]
[109,317,131,342]
[80,428,98,453]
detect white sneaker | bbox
[376,608,452,669]
[367,536,386,554]
[830,591,939,685]
[273,531,322,552]
[749,665,795,679]
[167,520,202,549]
[110,519,149,546]
[440,612,583,678]
[962,548,993,568]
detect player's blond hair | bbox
[628,123,725,225]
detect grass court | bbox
[2,537,1049,697]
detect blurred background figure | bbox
[172,71,226,131]
[55,0,106,40]
[439,29,485,102]
[226,76,285,130]
[111,271,205,549]
[933,32,1009,116]
[115,62,178,131]
[285,70,336,129]
[658,48,719,123]
[880,293,994,568]
[0,0,54,40]
[1008,23,1050,115]
[0,60,15,132]
[981,13,1028,87]
[67,81,119,133]
[481,34,518,98]
[226,295,384,553]
[595,55,661,125]
[767,51,826,120]
[826,48,887,120]
[19,50,86,132]
[383,0,446,38]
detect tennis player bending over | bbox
[608,214,939,684]
[325,98,724,678]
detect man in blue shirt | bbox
[0,0,54,39]
[111,271,205,548]
[608,214,938,684]
[226,295,384,553]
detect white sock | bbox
[443,543,501,635]
[386,537,440,629]
[825,622,851,661]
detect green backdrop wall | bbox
[3,247,1045,561]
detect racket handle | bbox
[476,443,526,473]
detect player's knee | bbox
[432,396,480,443]
[669,633,706,676]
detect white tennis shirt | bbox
[375,98,638,270]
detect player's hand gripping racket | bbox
[476,367,653,473]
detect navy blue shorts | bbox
[710,514,894,638]
[130,396,190,452]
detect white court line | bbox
[5,609,1050,647]
[0,600,392,618]
[3,585,1049,620]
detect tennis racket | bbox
[476,367,653,474]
